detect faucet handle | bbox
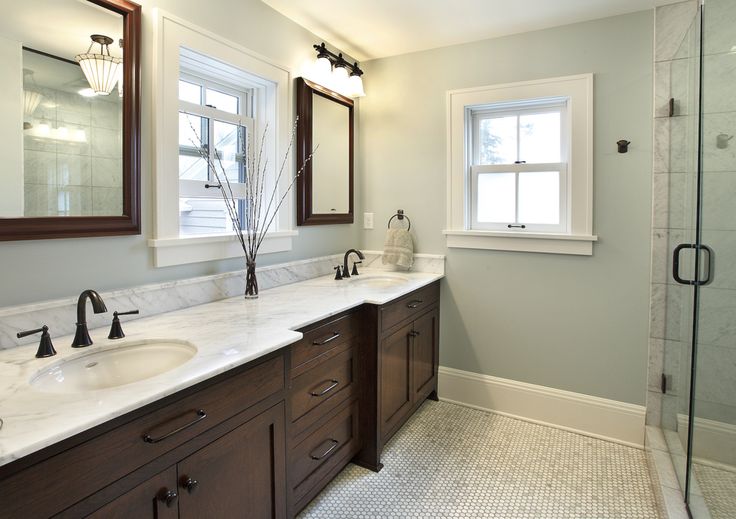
[108,310,139,340]
[334,266,343,280]
[351,261,362,276]
[17,325,57,358]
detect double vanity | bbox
[0,264,442,518]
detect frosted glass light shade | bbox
[23,90,43,117]
[76,53,122,95]
[332,65,349,93]
[347,75,365,97]
[314,56,332,82]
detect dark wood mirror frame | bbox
[0,0,141,242]
[296,77,354,226]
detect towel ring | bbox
[387,210,411,231]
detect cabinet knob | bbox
[158,489,178,508]
[408,330,420,337]
[181,476,199,494]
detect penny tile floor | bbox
[299,401,661,519]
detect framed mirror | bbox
[296,77,353,225]
[0,0,141,241]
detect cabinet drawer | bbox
[0,354,285,519]
[380,282,439,332]
[290,400,359,503]
[290,345,357,427]
[292,311,360,370]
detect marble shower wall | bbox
[647,0,699,430]
[648,0,736,433]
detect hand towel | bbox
[382,228,414,269]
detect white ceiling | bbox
[262,0,678,61]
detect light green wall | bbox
[358,11,654,405]
[0,0,360,307]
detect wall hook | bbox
[716,134,733,149]
[617,140,631,153]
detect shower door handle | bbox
[672,243,714,286]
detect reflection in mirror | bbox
[0,0,140,241]
[21,48,123,218]
[296,77,354,225]
[311,94,349,214]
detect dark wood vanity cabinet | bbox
[377,283,440,448]
[0,282,440,519]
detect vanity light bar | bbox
[312,42,365,98]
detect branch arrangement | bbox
[188,117,316,264]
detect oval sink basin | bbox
[30,340,197,393]
[348,274,410,288]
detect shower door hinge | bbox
[661,373,673,394]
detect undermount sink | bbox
[30,340,197,393]
[348,274,410,288]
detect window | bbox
[150,12,295,267]
[177,75,253,235]
[445,74,596,255]
[470,99,567,233]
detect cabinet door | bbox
[380,322,413,440]
[178,403,286,519]
[412,308,439,402]
[85,466,178,519]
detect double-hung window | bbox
[470,99,567,233]
[446,74,595,255]
[178,74,254,235]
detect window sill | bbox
[148,231,297,267]
[443,230,597,256]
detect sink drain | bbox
[85,362,98,369]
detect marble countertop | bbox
[0,269,442,467]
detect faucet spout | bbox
[342,249,365,279]
[72,289,108,348]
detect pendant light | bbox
[76,34,122,96]
[22,69,43,129]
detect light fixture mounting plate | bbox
[90,34,114,46]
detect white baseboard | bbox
[677,413,736,468]
[438,366,646,447]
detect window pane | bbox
[179,80,201,104]
[179,197,243,235]
[519,112,561,163]
[213,121,244,184]
[518,171,559,224]
[206,89,239,114]
[477,172,515,223]
[179,113,208,181]
[478,116,517,165]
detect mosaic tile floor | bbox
[693,462,736,519]
[299,401,661,519]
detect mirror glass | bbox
[0,0,138,241]
[296,78,353,225]
[311,93,349,214]
[0,0,123,219]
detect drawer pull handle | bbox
[408,331,420,338]
[310,439,339,460]
[310,379,340,397]
[158,489,178,508]
[143,409,207,444]
[406,300,424,309]
[313,331,341,345]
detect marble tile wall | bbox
[648,0,700,431]
[0,251,445,351]
[23,84,122,217]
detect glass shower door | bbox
[686,1,736,517]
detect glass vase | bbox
[245,260,259,299]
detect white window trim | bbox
[445,74,597,256]
[150,9,296,267]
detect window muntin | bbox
[470,100,568,233]
[177,74,253,236]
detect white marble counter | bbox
[0,269,443,467]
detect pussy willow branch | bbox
[187,115,315,262]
